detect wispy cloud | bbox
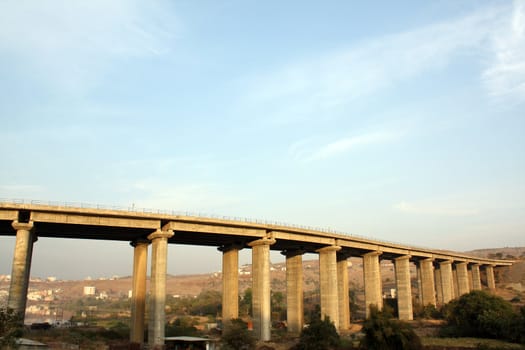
[125,179,243,214]
[0,0,177,94]
[483,0,525,104]
[393,201,479,217]
[289,129,403,162]
[239,3,523,123]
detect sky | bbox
[0,1,524,280]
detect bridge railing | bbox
[0,198,448,254]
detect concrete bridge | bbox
[0,201,512,348]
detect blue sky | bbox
[1,1,524,279]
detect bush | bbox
[360,305,422,350]
[221,318,255,350]
[441,290,524,343]
[0,308,24,349]
[295,316,340,350]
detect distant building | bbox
[83,286,96,296]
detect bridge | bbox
[0,201,512,348]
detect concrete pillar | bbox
[394,255,413,321]
[471,264,481,291]
[439,261,454,303]
[317,246,340,328]
[455,262,470,296]
[130,240,149,345]
[485,265,496,290]
[363,251,382,318]
[147,229,174,349]
[283,250,303,334]
[8,220,36,319]
[452,267,459,298]
[337,253,350,330]
[248,236,275,341]
[435,267,443,306]
[221,245,240,322]
[468,267,474,291]
[418,258,436,306]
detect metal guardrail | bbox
[0,198,475,256]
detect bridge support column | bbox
[439,261,454,304]
[471,264,481,291]
[394,255,413,321]
[337,253,350,330]
[418,258,436,306]
[452,267,459,298]
[455,262,470,296]
[221,245,240,323]
[283,250,303,334]
[249,236,275,341]
[317,246,341,328]
[130,240,149,345]
[148,229,174,349]
[485,265,496,290]
[8,220,36,320]
[435,266,443,305]
[363,251,382,318]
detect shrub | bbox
[221,318,255,350]
[295,315,340,350]
[441,290,522,343]
[360,305,422,350]
[0,308,24,349]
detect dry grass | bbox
[422,337,525,349]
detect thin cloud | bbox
[483,0,525,104]
[0,0,177,94]
[289,130,403,162]
[239,3,519,123]
[394,201,479,217]
[308,131,400,161]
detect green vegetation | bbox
[0,308,23,349]
[360,305,422,350]
[221,318,256,350]
[166,316,200,337]
[441,290,525,344]
[294,315,340,350]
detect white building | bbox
[83,286,96,296]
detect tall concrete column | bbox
[394,255,413,321]
[8,220,36,319]
[130,240,149,345]
[363,251,382,318]
[418,258,436,306]
[283,250,303,334]
[435,267,443,306]
[468,267,473,291]
[220,245,240,323]
[147,229,174,349]
[337,253,350,330]
[317,246,340,328]
[249,236,275,341]
[455,262,470,296]
[485,265,496,290]
[471,264,481,291]
[452,267,459,298]
[439,261,454,303]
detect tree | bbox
[221,318,256,350]
[441,290,522,342]
[240,288,253,316]
[0,308,24,349]
[360,305,422,350]
[295,316,340,350]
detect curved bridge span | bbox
[0,201,512,347]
